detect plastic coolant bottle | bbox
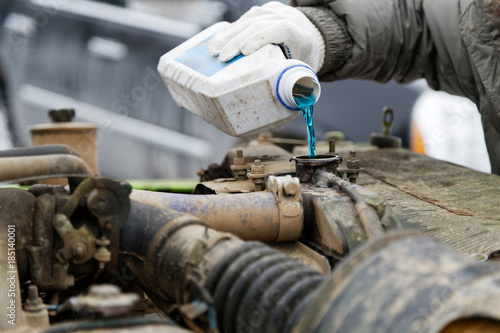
[158,22,321,138]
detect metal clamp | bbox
[267,175,303,242]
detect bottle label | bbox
[175,37,243,77]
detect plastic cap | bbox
[277,65,321,110]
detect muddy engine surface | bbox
[1,139,500,333]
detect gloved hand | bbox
[209,1,326,72]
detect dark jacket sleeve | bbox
[290,0,477,99]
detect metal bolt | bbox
[329,140,336,154]
[24,285,44,312]
[28,285,38,301]
[283,180,300,196]
[72,242,87,258]
[347,150,360,169]
[95,199,109,214]
[347,150,361,184]
[231,149,247,180]
[251,159,264,173]
[249,159,266,191]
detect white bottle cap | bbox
[276,65,321,110]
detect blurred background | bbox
[0,0,491,180]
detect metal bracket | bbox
[53,214,96,265]
[56,177,131,274]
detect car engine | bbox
[1,123,500,333]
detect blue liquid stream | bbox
[294,94,317,158]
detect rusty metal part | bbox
[28,193,56,289]
[27,183,69,199]
[299,182,400,260]
[230,149,248,180]
[291,154,342,183]
[292,151,361,184]
[57,177,131,277]
[313,170,388,238]
[53,214,96,264]
[198,141,295,183]
[0,154,93,188]
[0,237,50,332]
[195,144,395,255]
[23,285,49,330]
[266,175,303,242]
[0,188,36,283]
[343,150,362,183]
[18,177,131,293]
[130,188,302,243]
[24,285,44,312]
[247,159,266,191]
[292,232,500,333]
[288,152,396,246]
[67,284,140,317]
[23,184,81,292]
[328,140,335,154]
[369,107,403,148]
[197,158,295,195]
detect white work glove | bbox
[209,1,326,72]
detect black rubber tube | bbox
[267,275,325,333]
[213,247,277,329]
[282,287,325,333]
[223,253,293,333]
[236,262,313,333]
[203,242,264,295]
